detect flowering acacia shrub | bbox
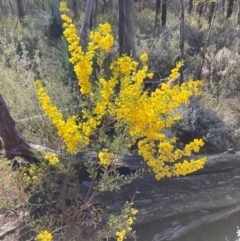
[34,1,206,240]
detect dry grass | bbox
[0,158,23,241]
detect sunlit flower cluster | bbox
[98,149,114,166]
[59,1,69,12]
[168,60,184,82]
[45,153,60,165]
[115,203,138,241]
[61,10,113,95]
[36,230,53,241]
[90,23,114,52]
[36,2,206,181]
[35,80,89,154]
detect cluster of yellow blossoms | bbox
[115,203,138,241]
[168,60,183,82]
[98,149,114,166]
[36,2,206,178]
[36,230,52,241]
[45,153,60,165]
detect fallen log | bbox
[78,152,240,240]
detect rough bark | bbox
[118,0,136,58]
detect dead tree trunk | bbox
[118,0,136,58]
[0,94,34,160]
[0,94,55,161]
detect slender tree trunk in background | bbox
[90,12,93,30]
[208,1,216,24]
[179,0,184,85]
[222,0,226,13]
[112,0,118,21]
[226,0,235,18]
[102,0,107,14]
[155,0,161,32]
[72,0,80,20]
[53,0,60,19]
[80,0,95,49]
[188,0,194,13]
[16,0,25,23]
[0,1,3,15]
[161,0,167,27]
[237,0,240,25]
[118,0,136,58]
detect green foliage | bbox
[136,8,155,35]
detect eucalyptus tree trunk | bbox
[237,0,240,24]
[179,0,185,85]
[226,0,235,18]
[80,0,95,49]
[161,0,167,27]
[222,0,226,13]
[155,0,161,32]
[118,0,136,58]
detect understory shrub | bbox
[173,96,233,154]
